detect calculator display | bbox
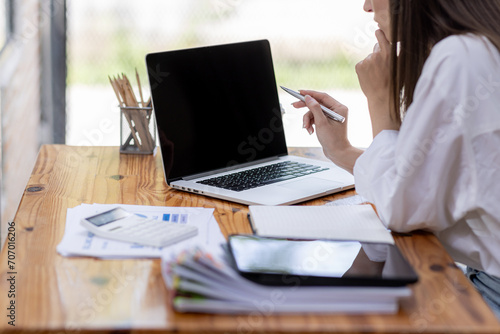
[86,208,131,226]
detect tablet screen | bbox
[227,235,418,287]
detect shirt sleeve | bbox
[352,36,488,234]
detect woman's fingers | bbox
[375,28,390,55]
[302,110,315,135]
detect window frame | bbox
[0,0,14,53]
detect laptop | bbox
[145,40,354,206]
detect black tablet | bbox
[227,235,418,287]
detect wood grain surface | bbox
[0,145,498,334]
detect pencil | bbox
[136,68,145,106]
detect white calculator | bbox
[80,207,198,248]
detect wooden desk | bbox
[1,145,499,334]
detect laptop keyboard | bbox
[197,161,328,192]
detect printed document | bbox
[57,203,224,259]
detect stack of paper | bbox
[57,203,224,259]
[161,248,412,315]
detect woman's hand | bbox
[293,90,363,174]
[355,29,400,137]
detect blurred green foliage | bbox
[67,2,361,90]
[275,55,360,90]
[68,47,360,90]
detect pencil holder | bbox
[119,106,157,154]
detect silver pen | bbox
[280,86,345,123]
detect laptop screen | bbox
[146,40,287,182]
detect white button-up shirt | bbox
[354,34,500,276]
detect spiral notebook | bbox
[248,204,394,244]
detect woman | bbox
[294,0,500,318]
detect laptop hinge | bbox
[182,156,283,181]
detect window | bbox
[67,0,377,149]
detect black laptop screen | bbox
[146,40,287,182]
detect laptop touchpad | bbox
[278,177,343,193]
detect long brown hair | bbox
[389,0,500,123]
